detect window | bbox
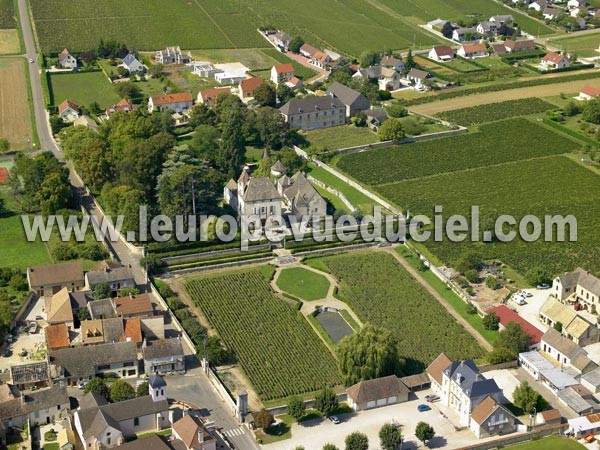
[134,417,139,427]
[161,389,164,396]
[98,364,110,371]
[123,362,134,367]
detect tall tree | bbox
[110,379,136,402]
[288,36,304,53]
[313,387,339,417]
[513,381,548,414]
[253,82,277,107]
[359,51,381,68]
[415,422,435,446]
[84,377,110,399]
[441,21,454,38]
[487,322,530,364]
[216,106,246,178]
[287,396,306,421]
[190,125,220,163]
[345,432,369,450]
[253,107,290,150]
[276,83,295,104]
[379,423,402,450]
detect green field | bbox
[335,119,580,185]
[436,98,556,126]
[276,267,330,301]
[184,268,341,401]
[0,0,16,28]
[49,71,119,108]
[303,126,379,151]
[507,436,585,450]
[310,251,485,373]
[549,33,600,58]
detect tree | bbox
[110,379,136,402]
[379,423,402,450]
[78,307,91,321]
[323,445,339,450]
[345,432,369,450]
[205,336,235,365]
[483,312,500,331]
[287,396,306,421]
[84,377,110,399]
[405,49,416,71]
[189,103,216,127]
[253,82,277,107]
[289,36,304,53]
[216,106,246,178]
[378,118,405,142]
[464,269,479,283]
[94,282,111,300]
[190,125,220,162]
[37,170,73,215]
[583,99,600,124]
[441,21,454,39]
[487,322,531,364]
[117,66,129,78]
[148,63,164,78]
[276,83,295,104]
[513,381,548,414]
[114,81,140,99]
[136,381,149,397]
[313,386,339,417]
[386,102,407,118]
[359,51,381,68]
[337,323,401,386]
[525,267,551,286]
[415,422,435,445]
[554,321,563,332]
[254,408,274,429]
[563,101,582,117]
[0,138,9,153]
[485,275,500,290]
[253,107,290,149]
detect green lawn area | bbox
[507,436,585,450]
[549,33,600,58]
[255,414,292,444]
[302,126,378,151]
[43,444,59,450]
[276,267,330,301]
[313,184,347,213]
[49,71,120,109]
[167,68,221,98]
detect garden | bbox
[275,267,330,301]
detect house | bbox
[50,341,138,385]
[28,261,84,298]
[155,46,191,65]
[213,63,250,85]
[426,353,452,392]
[197,87,231,107]
[553,267,600,312]
[279,96,346,130]
[568,0,588,8]
[579,85,600,100]
[529,0,548,11]
[58,100,81,123]
[286,76,303,90]
[429,45,454,62]
[142,338,185,374]
[469,396,517,439]
[0,384,70,429]
[541,327,588,367]
[541,52,570,69]
[46,323,70,350]
[519,350,579,393]
[171,414,217,450]
[271,63,294,85]
[122,54,145,74]
[381,56,405,72]
[490,15,514,25]
[273,31,291,50]
[366,107,388,131]
[73,115,98,132]
[192,63,222,79]
[352,66,381,80]
[504,39,536,53]
[492,43,508,56]
[428,356,503,429]
[543,7,563,20]
[105,98,138,118]
[326,82,371,118]
[539,296,599,346]
[299,44,331,68]
[406,68,431,88]
[346,375,409,411]
[277,171,327,223]
[477,21,500,36]
[148,93,194,114]
[568,413,600,438]
[236,170,283,224]
[487,305,543,349]
[10,362,50,391]
[452,27,477,42]
[74,383,170,449]
[85,265,135,297]
[114,293,154,319]
[238,77,264,101]
[45,288,75,328]
[378,68,402,91]
[58,48,77,69]
[538,408,562,426]
[458,43,488,59]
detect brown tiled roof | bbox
[426,353,452,385]
[173,415,215,449]
[274,63,294,74]
[46,323,70,349]
[122,318,143,344]
[150,93,193,105]
[471,396,506,425]
[58,100,80,115]
[198,87,230,103]
[541,408,562,422]
[81,319,105,345]
[114,293,153,316]
[432,45,453,56]
[461,43,487,54]
[505,39,535,50]
[240,77,264,95]
[346,375,409,404]
[581,85,600,98]
[46,288,74,324]
[28,261,83,287]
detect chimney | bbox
[197,429,204,443]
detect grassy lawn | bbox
[549,34,600,58]
[396,245,499,345]
[255,414,292,444]
[507,436,585,450]
[302,126,378,151]
[167,68,220,97]
[43,444,59,450]
[305,163,376,214]
[313,184,348,213]
[134,77,167,99]
[245,146,265,163]
[276,267,330,301]
[49,71,120,108]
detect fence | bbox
[13,292,37,326]
[169,256,274,274]
[293,241,378,257]
[161,244,272,263]
[266,393,349,416]
[307,175,356,212]
[205,364,239,417]
[456,423,568,450]
[479,360,519,373]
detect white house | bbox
[541,52,570,69]
[529,0,548,11]
[235,169,283,226]
[192,63,222,78]
[58,100,80,123]
[543,7,563,20]
[457,43,488,59]
[406,68,431,88]
[452,27,477,42]
[271,63,294,85]
[122,54,145,74]
[381,56,405,72]
[0,384,70,430]
[553,267,600,311]
[429,45,454,62]
[541,328,587,367]
[58,48,77,69]
[148,93,194,114]
[579,85,600,100]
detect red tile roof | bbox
[274,63,294,74]
[198,87,230,104]
[542,52,567,65]
[46,323,70,349]
[487,305,544,345]
[461,43,487,54]
[114,293,154,316]
[239,77,264,95]
[58,100,79,115]
[432,45,453,56]
[150,92,193,106]
[581,85,600,98]
[122,317,143,343]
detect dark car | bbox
[418,404,431,412]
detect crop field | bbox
[376,0,556,36]
[313,251,485,373]
[0,59,32,149]
[436,98,555,126]
[378,155,600,276]
[303,126,379,151]
[0,29,19,55]
[184,268,341,401]
[0,0,16,29]
[548,33,600,58]
[334,119,580,185]
[48,71,120,108]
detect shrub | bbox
[483,312,499,331]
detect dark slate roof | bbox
[444,359,501,399]
[23,385,69,413]
[100,396,169,422]
[69,291,91,310]
[102,318,125,343]
[50,342,137,378]
[279,96,345,116]
[241,177,282,203]
[326,82,371,109]
[88,298,117,319]
[86,267,135,286]
[142,339,184,360]
[148,374,167,389]
[113,435,173,450]
[79,392,109,410]
[408,68,430,80]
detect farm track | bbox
[383,247,493,352]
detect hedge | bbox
[542,118,600,147]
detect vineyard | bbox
[184,269,341,401]
[377,155,600,276]
[436,98,556,126]
[0,0,16,29]
[315,251,485,373]
[334,119,580,186]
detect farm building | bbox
[539,295,599,346]
[504,39,536,53]
[487,305,543,349]
[346,375,409,411]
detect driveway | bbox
[512,288,552,332]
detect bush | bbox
[465,303,477,315]
[485,275,500,290]
[287,395,306,421]
[254,408,274,429]
[483,312,499,331]
[465,269,479,283]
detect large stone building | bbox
[279,96,345,131]
[553,267,600,313]
[27,261,84,298]
[142,338,186,375]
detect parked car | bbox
[28,324,37,334]
[418,404,431,412]
[425,394,439,403]
[328,415,341,424]
[1,348,11,357]
[537,283,551,289]
[35,315,43,320]
[19,349,27,357]
[521,291,533,298]
[78,381,87,390]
